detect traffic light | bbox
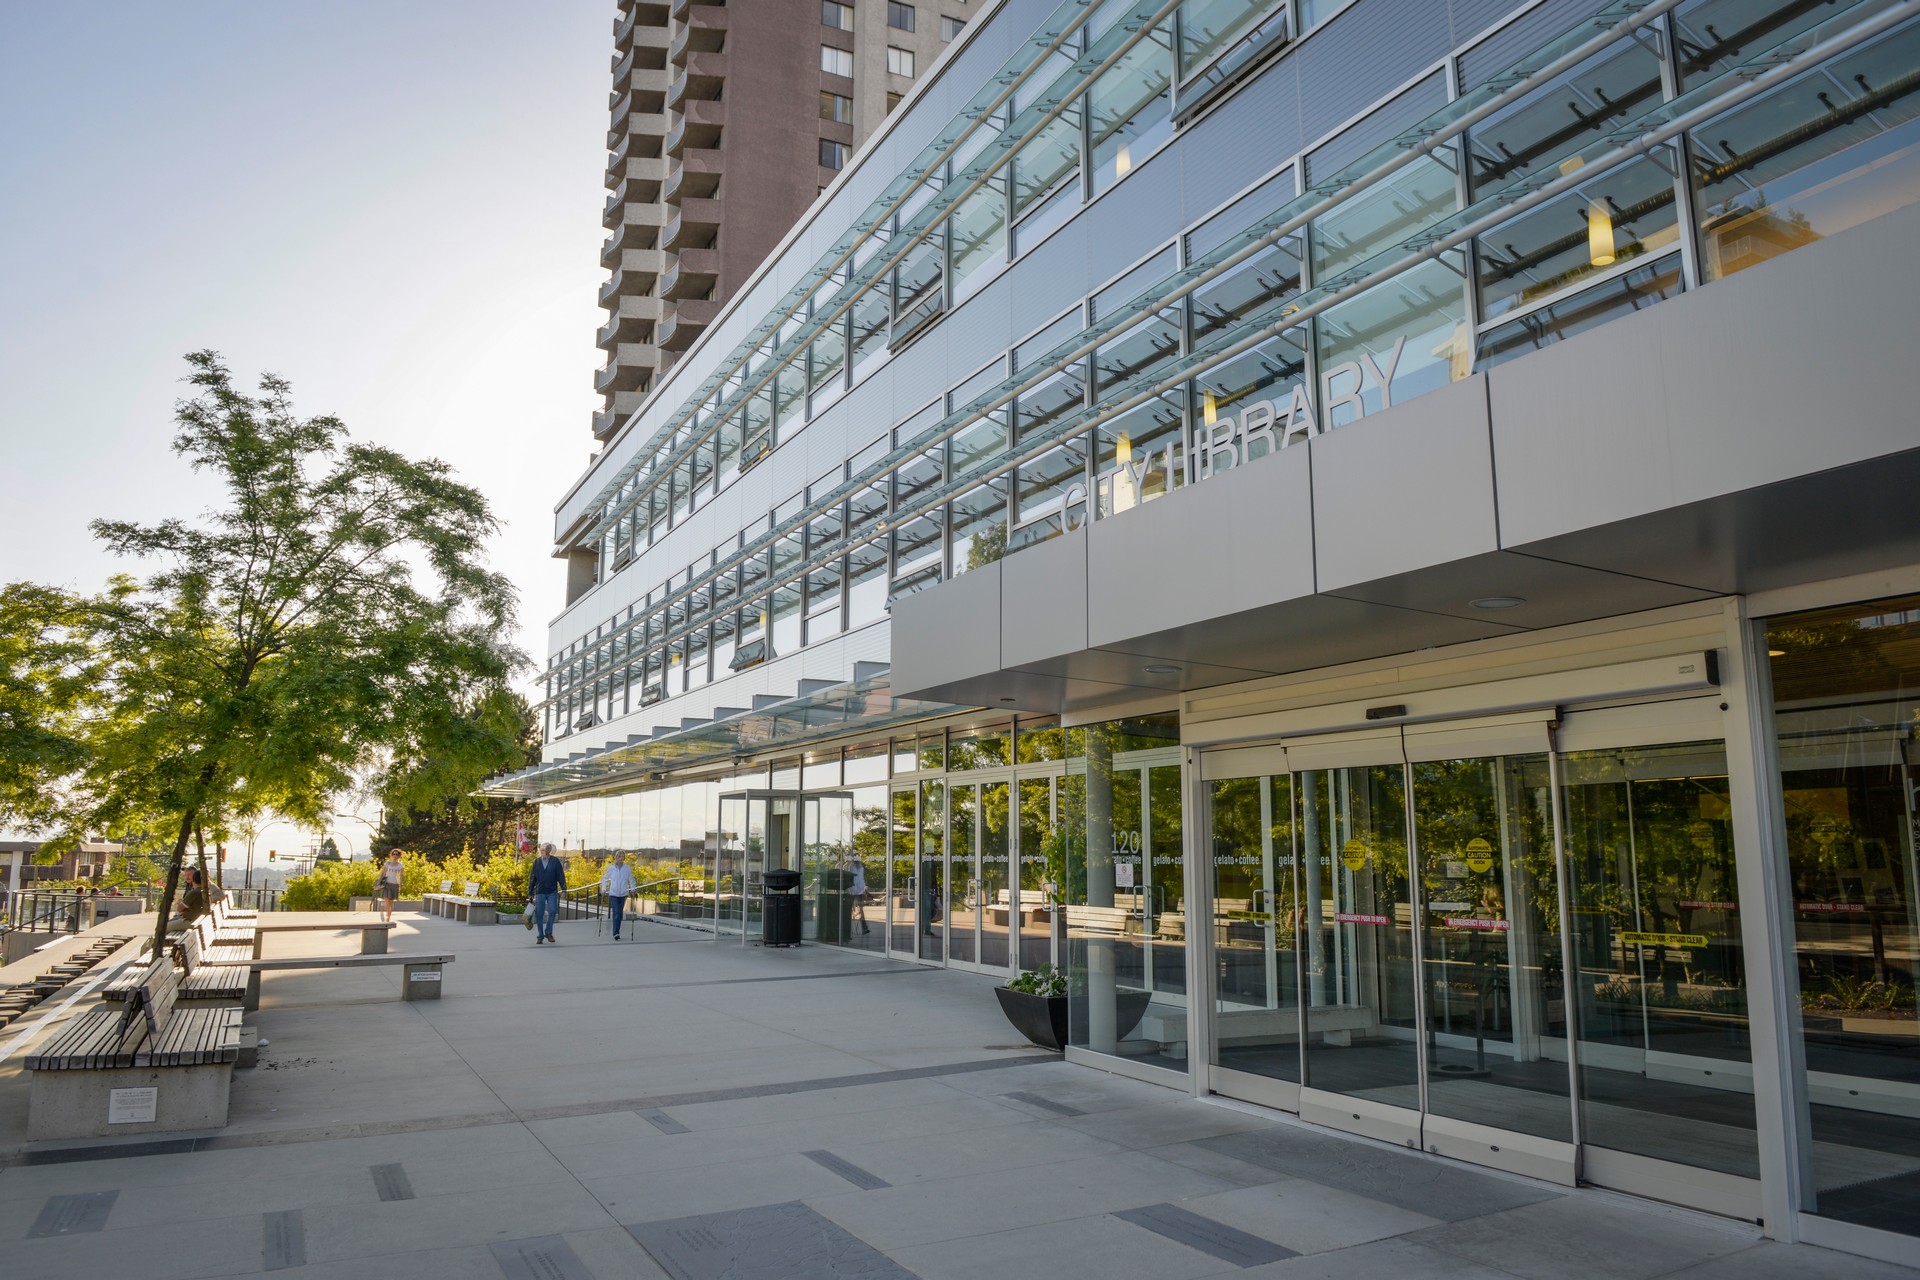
[268,850,277,862]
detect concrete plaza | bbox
[0,912,1912,1279]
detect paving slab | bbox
[0,912,1912,1280]
[1405,1193,1760,1280]
[1197,1124,1564,1221]
[890,1210,1235,1280]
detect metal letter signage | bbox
[1092,336,1411,515]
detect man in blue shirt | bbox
[528,844,567,944]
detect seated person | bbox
[173,868,210,924]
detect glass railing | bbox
[579,0,1670,550]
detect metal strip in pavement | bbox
[802,1149,891,1189]
[263,1209,306,1270]
[371,1162,415,1201]
[628,1200,913,1279]
[491,1233,598,1280]
[640,1109,690,1134]
[28,1190,117,1237]
[1114,1203,1297,1267]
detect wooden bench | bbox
[26,959,244,1140]
[207,898,257,947]
[422,879,497,924]
[188,915,256,967]
[987,889,1052,927]
[244,952,455,1011]
[103,923,248,1005]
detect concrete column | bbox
[1086,728,1117,1054]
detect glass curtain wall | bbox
[1766,596,1920,1239]
[1204,718,1756,1189]
[556,2,1920,742]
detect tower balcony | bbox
[662,248,719,300]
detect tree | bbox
[317,838,342,862]
[369,690,542,862]
[9,352,525,955]
[0,583,99,832]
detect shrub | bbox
[1006,964,1067,997]
[282,861,378,910]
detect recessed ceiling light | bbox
[998,696,1018,703]
[1470,596,1526,611]
[1145,664,1180,674]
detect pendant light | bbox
[1587,200,1616,268]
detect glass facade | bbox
[517,0,1920,1256]
[545,0,1920,748]
[1768,597,1920,1238]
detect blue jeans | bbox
[609,894,628,937]
[532,891,559,938]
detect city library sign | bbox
[1095,336,1408,508]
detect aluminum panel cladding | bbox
[1302,71,1448,185]
[1456,0,1609,88]
[1293,0,1458,153]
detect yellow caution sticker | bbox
[1341,839,1367,871]
[1621,931,1708,948]
[1464,837,1495,874]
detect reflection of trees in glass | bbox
[1564,748,1745,1028]
[947,729,1011,772]
[1769,600,1920,1009]
[1016,725,1066,763]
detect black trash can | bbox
[762,868,802,947]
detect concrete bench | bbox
[26,958,244,1140]
[422,880,497,924]
[244,952,455,1011]
[249,918,396,957]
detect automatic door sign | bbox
[1464,838,1495,874]
[1621,931,1709,948]
[1340,839,1367,871]
[1335,911,1391,925]
[1444,917,1511,931]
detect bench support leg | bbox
[29,1064,233,1141]
[244,970,262,1012]
[402,962,443,1001]
[361,928,388,955]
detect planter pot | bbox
[1071,989,1153,1043]
[997,987,1156,1052]
[996,987,1069,1051]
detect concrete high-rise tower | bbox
[592,0,974,442]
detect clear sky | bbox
[1,2,616,860]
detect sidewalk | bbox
[0,912,1910,1279]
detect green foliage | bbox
[282,860,379,910]
[371,695,541,861]
[3,353,526,949]
[0,583,101,834]
[283,845,539,910]
[1805,974,1916,1015]
[1006,963,1067,997]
